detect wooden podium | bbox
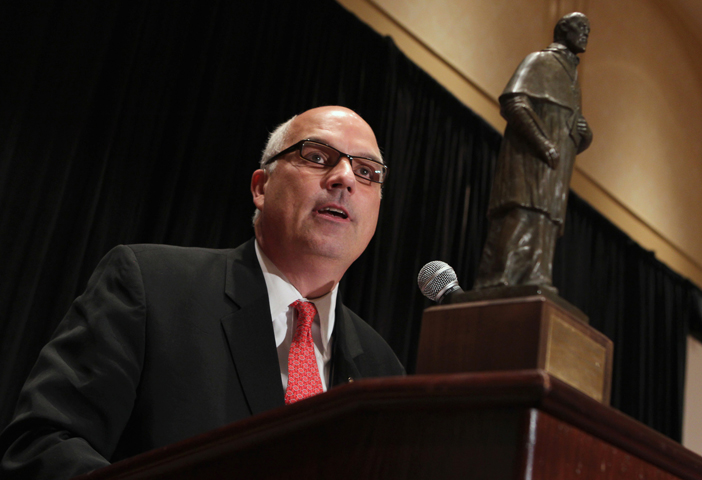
[76,371,702,479]
[75,295,702,479]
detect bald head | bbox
[254,106,383,226]
[261,106,382,168]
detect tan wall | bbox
[685,336,702,454]
[336,0,702,454]
[338,0,702,288]
[581,0,702,281]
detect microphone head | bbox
[417,261,461,302]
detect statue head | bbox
[554,12,590,54]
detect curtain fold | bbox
[1,0,699,442]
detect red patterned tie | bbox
[285,300,324,404]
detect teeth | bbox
[320,207,347,218]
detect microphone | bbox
[417,261,464,304]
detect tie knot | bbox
[291,300,317,328]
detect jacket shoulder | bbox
[107,244,238,278]
[125,244,234,261]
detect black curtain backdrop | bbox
[1,0,701,443]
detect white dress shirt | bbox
[254,241,337,392]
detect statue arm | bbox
[500,93,559,169]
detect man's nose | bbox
[325,156,356,193]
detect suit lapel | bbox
[220,239,285,415]
[330,293,364,387]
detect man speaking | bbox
[0,106,405,479]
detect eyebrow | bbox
[305,137,384,164]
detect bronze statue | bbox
[474,12,593,292]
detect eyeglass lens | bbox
[300,142,385,183]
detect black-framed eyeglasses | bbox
[264,139,388,184]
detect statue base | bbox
[416,293,613,404]
[448,284,588,324]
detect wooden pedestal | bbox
[416,294,613,404]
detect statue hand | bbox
[577,118,590,135]
[543,144,560,169]
[576,116,593,152]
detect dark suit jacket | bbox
[0,239,405,479]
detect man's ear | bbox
[251,169,267,211]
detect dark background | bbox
[1,0,701,442]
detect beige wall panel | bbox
[684,335,702,456]
[352,0,702,281]
[372,0,554,99]
[579,0,702,268]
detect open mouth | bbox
[317,207,348,219]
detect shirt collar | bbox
[254,240,337,353]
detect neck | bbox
[550,42,580,64]
[255,235,348,299]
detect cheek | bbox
[286,173,320,202]
[270,176,307,206]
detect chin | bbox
[304,238,350,260]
